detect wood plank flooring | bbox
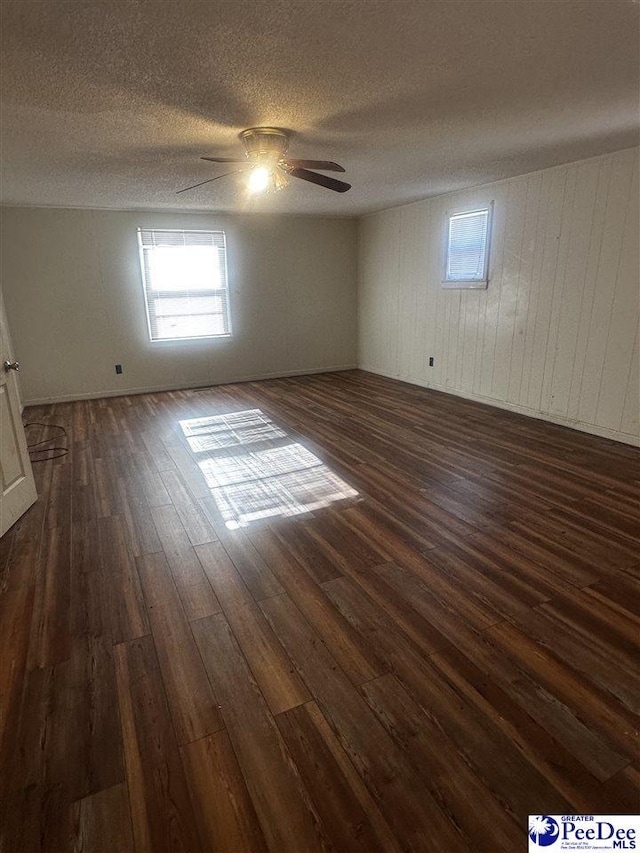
[1,369,638,852]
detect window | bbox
[443,204,493,288]
[138,228,231,341]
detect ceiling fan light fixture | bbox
[247,166,271,194]
[272,168,290,191]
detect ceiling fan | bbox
[177,127,351,196]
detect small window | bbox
[443,204,493,288]
[138,228,232,342]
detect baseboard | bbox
[23,364,358,406]
[359,365,640,448]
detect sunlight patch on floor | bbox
[180,410,358,528]
[179,409,287,452]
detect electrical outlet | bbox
[429,357,434,367]
[115,364,123,375]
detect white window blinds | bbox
[138,229,231,341]
[444,207,492,285]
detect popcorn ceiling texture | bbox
[1,0,638,216]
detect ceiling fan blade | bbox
[289,168,351,193]
[176,169,246,194]
[283,159,345,172]
[200,157,247,163]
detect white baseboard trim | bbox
[360,365,640,448]
[23,364,358,406]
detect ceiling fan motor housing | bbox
[240,127,290,164]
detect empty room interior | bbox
[1,1,639,851]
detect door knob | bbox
[3,360,19,372]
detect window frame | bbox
[442,201,494,290]
[137,228,233,344]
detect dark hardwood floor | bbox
[1,369,638,852]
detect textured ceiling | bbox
[1,0,638,216]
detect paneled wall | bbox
[1,208,357,404]
[359,147,639,445]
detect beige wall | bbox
[3,148,639,446]
[1,208,357,404]
[359,147,640,445]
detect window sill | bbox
[441,280,488,290]
[148,333,233,345]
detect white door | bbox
[0,297,36,537]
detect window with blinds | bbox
[443,205,493,288]
[137,229,232,341]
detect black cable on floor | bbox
[24,422,69,462]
